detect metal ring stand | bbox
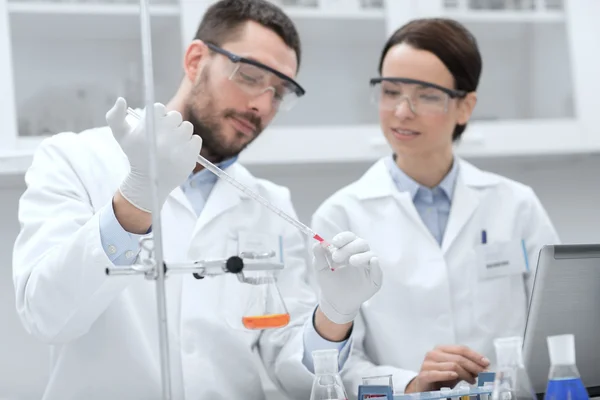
[103,0,284,397]
[105,237,283,400]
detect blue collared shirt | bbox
[180,157,237,216]
[385,156,459,245]
[97,156,347,375]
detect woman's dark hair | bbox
[378,18,482,141]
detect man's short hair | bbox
[195,0,302,68]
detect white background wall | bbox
[0,1,597,397]
[2,153,600,399]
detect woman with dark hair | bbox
[311,18,560,395]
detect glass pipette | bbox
[125,108,337,261]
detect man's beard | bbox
[185,70,263,163]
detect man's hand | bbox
[405,345,490,393]
[313,232,382,328]
[106,97,202,230]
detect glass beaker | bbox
[220,231,290,331]
[490,336,537,400]
[310,349,348,400]
[544,334,589,400]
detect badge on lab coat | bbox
[476,238,529,280]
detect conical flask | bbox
[220,231,290,331]
[220,268,290,331]
[240,270,290,330]
[310,349,348,400]
[490,336,537,400]
[544,334,589,400]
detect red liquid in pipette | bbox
[313,234,337,271]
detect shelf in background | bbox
[240,119,592,165]
[8,2,180,39]
[0,150,36,181]
[0,137,47,178]
[7,1,179,15]
[0,118,591,175]
[441,0,565,22]
[443,0,565,23]
[239,124,385,165]
[445,9,564,22]
[455,118,585,158]
[281,5,383,20]
[357,119,591,159]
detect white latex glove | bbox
[313,232,383,324]
[106,97,202,213]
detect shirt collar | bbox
[187,155,238,186]
[385,155,459,201]
[437,158,459,200]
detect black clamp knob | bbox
[193,256,244,279]
[225,256,244,274]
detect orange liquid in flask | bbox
[242,313,290,330]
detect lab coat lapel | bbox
[393,192,439,246]
[441,174,479,254]
[168,187,196,218]
[194,163,245,234]
[356,160,438,246]
[441,160,499,254]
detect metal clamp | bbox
[105,238,284,285]
[239,250,276,259]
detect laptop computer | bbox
[523,244,600,398]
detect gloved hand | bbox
[313,232,383,324]
[106,97,202,213]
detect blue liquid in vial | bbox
[544,378,589,400]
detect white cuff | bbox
[301,308,353,373]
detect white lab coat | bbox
[311,157,560,398]
[13,126,318,400]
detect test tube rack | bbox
[357,372,496,400]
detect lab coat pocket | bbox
[475,239,529,281]
[473,240,528,331]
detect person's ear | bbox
[183,40,210,84]
[456,92,477,125]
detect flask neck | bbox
[313,350,340,376]
[549,364,582,380]
[314,368,340,376]
[495,340,526,368]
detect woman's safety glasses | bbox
[206,43,305,112]
[370,77,467,116]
